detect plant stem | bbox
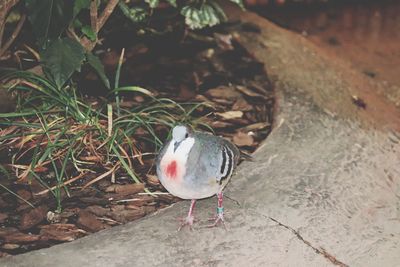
[114,48,125,117]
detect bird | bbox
[156,125,245,230]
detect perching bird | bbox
[156,125,244,230]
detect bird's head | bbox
[172,125,192,152]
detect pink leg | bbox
[208,191,227,229]
[178,199,196,231]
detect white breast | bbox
[158,137,196,198]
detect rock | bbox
[46,209,76,224]
[46,211,62,224]
[76,210,107,233]
[19,205,48,230]
[0,251,11,257]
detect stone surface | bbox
[1,7,400,267]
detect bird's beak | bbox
[174,141,181,152]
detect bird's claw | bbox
[177,215,195,231]
[206,212,227,230]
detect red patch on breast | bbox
[166,160,178,179]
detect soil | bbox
[255,0,400,106]
[0,24,274,256]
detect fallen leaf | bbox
[209,121,234,129]
[240,122,269,132]
[235,85,267,99]
[143,206,156,214]
[105,183,144,195]
[2,243,20,250]
[214,33,234,50]
[79,155,102,162]
[233,132,254,147]
[216,111,243,120]
[232,97,252,111]
[205,86,241,101]
[4,232,40,243]
[0,213,8,223]
[76,210,107,233]
[114,195,154,206]
[19,205,48,230]
[85,205,109,217]
[146,175,160,186]
[107,209,146,223]
[16,189,32,203]
[39,224,86,242]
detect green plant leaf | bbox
[86,52,111,89]
[145,0,159,8]
[118,2,147,23]
[81,25,97,41]
[73,0,91,17]
[181,1,227,29]
[41,38,85,88]
[166,0,177,7]
[25,0,72,46]
[228,0,245,9]
[112,86,153,96]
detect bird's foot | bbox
[177,215,195,231]
[206,207,227,229]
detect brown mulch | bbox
[0,25,274,256]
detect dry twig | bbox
[80,0,119,51]
[0,0,25,58]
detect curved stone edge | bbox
[222,2,400,132]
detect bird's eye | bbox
[185,133,189,138]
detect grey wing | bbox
[185,136,218,184]
[187,132,240,186]
[216,142,238,185]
